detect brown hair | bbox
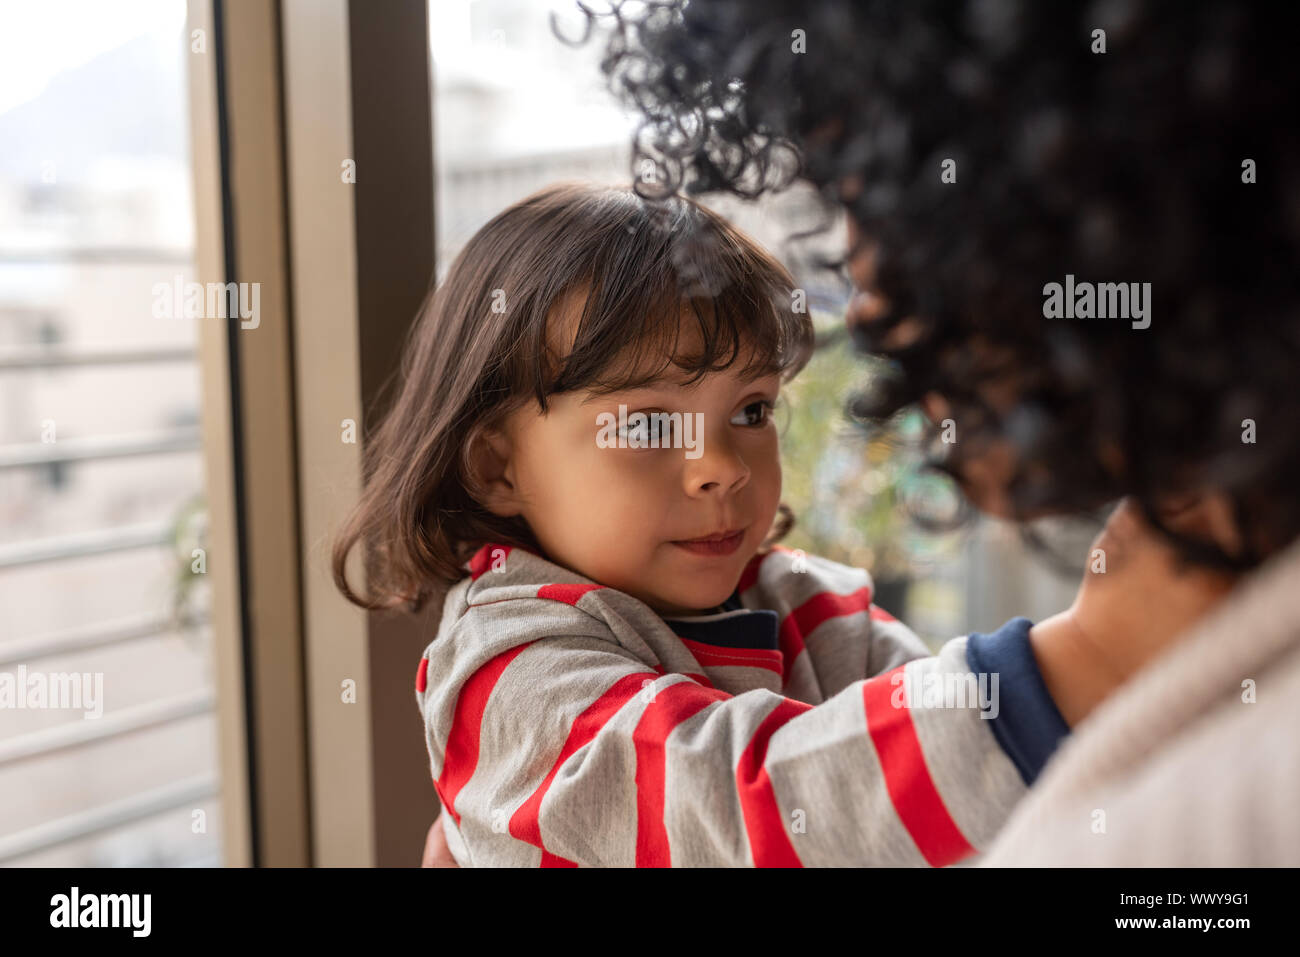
[332,181,814,612]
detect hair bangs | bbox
[542,196,813,402]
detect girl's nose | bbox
[685,432,750,496]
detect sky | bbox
[0,0,185,116]
[0,0,636,154]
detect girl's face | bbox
[476,296,784,616]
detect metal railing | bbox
[0,689,215,767]
[0,248,219,865]
[0,428,202,471]
[0,345,196,370]
[0,774,220,864]
[0,611,207,668]
[0,520,178,569]
[0,247,193,265]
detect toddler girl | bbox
[333,181,1069,866]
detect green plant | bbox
[165,491,208,649]
[778,311,959,582]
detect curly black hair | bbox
[566,0,1300,570]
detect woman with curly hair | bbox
[424,0,1299,866]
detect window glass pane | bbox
[0,0,222,867]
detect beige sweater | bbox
[981,533,1300,865]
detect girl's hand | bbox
[421,808,460,867]
[1027,497,1240,728]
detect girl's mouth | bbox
[671,527,747,557]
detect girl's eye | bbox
[731,399,776,428]
[619,415,672,443]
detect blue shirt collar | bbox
[659,588,780,651]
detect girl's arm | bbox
[426,630,1029,867]
[737,546,932,701]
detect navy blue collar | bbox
[659,589,780,651]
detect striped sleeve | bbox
[430,630,1027,867]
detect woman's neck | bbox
[1027,499,1242,728]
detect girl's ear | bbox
[467,424,523,518]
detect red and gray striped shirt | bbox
[416,542,1068,866]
